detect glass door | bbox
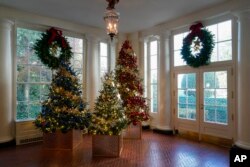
[175,71,199,133]
[200,68,233,139]
[174,67,233,139]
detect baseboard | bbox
[153,128,174,135]
[0,139,15,148]
[142,125,150,130]
[177,130,233,147]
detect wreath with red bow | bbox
[181,22,214,68]
[34,27,72,69]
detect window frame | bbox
[14,23,87,121]
[98,41,110,78]
[171,15,236,70]
[145,36,160,113]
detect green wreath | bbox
[34,27,72,69]
[181,23,214,68]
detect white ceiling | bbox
[0,0,228,33]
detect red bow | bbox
[190,22,203,33]
[47,27,67,48]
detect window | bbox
[16,28,50,120]
[145,39,159,113]
[177,73,196,120]
[204,71,228,124]
[207,20,232,62]
[173,32,188,66]
[173,20,232,67]
[67,36,84,83]
[16,27,85,121]
[99,42,108,77]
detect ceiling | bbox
[0,0,228,33]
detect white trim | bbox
[235,140,250,150]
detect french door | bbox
[174,67,234,139]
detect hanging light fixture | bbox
[104,0,119,40]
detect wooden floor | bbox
[0,130,229,167]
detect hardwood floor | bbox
[0,130,229,167]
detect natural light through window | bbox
[149,40,158,113]
[16,28,85,121]
[173,20,232,67]
[100,42,108,77]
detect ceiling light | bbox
[104,0,119,41]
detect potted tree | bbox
[115,40,149,139]
[88,72,128,157]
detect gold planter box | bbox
[123,122,142,139]
[43,130,82,150]
[92,135,123,157]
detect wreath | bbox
[34,27,72,69]
[181,22,214,68]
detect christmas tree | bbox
[34,61,91,133]
[115,40,149,125]
[88,72,128,135]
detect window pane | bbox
[178,105,187,119]
[29,84,40,101]
[210,43,218,62]
[67,37,83,53]
[218,20,231,41]
[203,71,228,125]
[178,90,186,101]
[101,57,108,72]
[206,24,218,42]
[16,45,29,64]
[17,65,28,82]
[16,102,28,120]
[204,72,215,88]
[17,28,42,47]
[216,106,228,124]
[204,106,215,122]
[178,74,186,89]
[150,84,158,112]
[174,34,184,50]
[216,71,227,88]
[150,55,157,69]
[150,69,157,83]
[204,89,215,105]
[41,84,50,101]
[187,90,196,104]
[187,74,196,88]
[29,50,41,65]
[177,73,196,120]
[187,104,196,119]
[218,41,232,61]
[29,102,41,119]
[150,41,157,55]
[29,66,40,82]
[100,42,108,56]
[174,50,186,66]
[17,84,29,101]
[41,68,52,82]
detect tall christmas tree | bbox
[88,72,128,135]
[34,61,91,133]
[115,40,149,125]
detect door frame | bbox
[173,66,235,140]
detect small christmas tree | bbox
[34,61,91,133]
[88,72,128,135]
[115,40,149,125]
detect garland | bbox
[34,27,72,69]
[181,22,214,68]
